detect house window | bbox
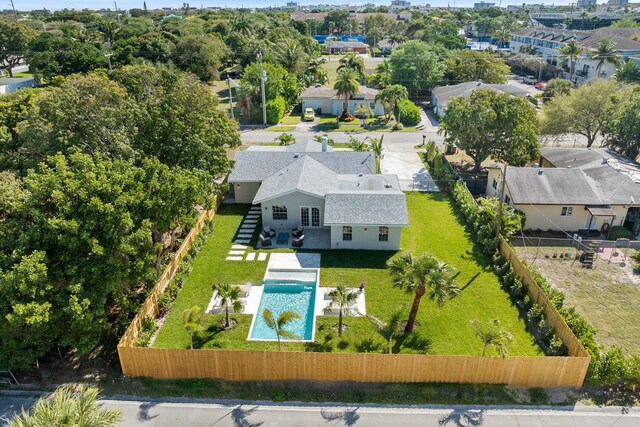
[272,206,287,220]
[505,195,511,205]
[342,226,352,241]
[492,179,497,190]
[378,226,389,242]
[370,102,375,109]
[561,206,573,217]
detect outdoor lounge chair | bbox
[262,226,276,238]
[292,226,304,238]
[259,233,272,247]
[292,234,304,247]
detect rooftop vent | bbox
[538,170,544,176]
[293,153,300,158]
[384,183,393,188]
[358,173,363,177]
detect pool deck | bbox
[266,253,321,269]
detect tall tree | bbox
[444,50,510,84]
[337,51,365,79]
[541,78,574,103]
[8,384,123,427]
[262,309,301,351]
[368,135,384,173]
[213,283,242,329]
[0,21,36,77]
[470,319,513,357]
[439,89,540,172]
[589,39,621,76]
[375,84,408,123]
[541,79,627,148]
[603,86,640,160]
[614,60,640,84]
[325,284,358,337]
[389,40,445,96]
[172,34,229,81]
[334,68,360,117]
[387,252,460,333]
[559,40,584,82]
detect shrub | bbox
[425,140,437,164]
[135,316,156,347]
[397,99,421,125]
[275,132,295,146]
[266,96,286,124]
[392,122,404,130]
[609,225,632,241]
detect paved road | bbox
[240,129,443,145]
[2,395,639,426]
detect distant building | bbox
[286,1,301,9]
[0,77,36,95]
[390,0,411,7]
[608,0,629,5]
[326,40,370,54]
[576,0,597,8]
[474,2,496,9]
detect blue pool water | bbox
[249,281,316,341]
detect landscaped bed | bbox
[153,194,542,356]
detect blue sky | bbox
[6,0,573,11]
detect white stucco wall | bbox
[301,97,327,114]
[331,99,385,116]
[329,225,402,250]
[260,192,326,231]
[233,182,261,204]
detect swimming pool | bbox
[248,280,317,341]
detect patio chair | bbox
[291,226,304,238]
[262,226,276,238]
[292,234,304,247]
[259,233,272,247]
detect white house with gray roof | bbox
[300,85,385,116]
[485,148,640,236]
[431,81,529,116]
[228,139,408,250]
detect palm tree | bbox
[368,135,384,173]
[328,21,336,35]
[324,284,359,337]
[8,384,123,427]
[470,319,513,358]
[590,39,621,76]
[559,40,584,82]
[275,41,307,75]
[182,305,204,350]
[233,14,253,37]
[380,306,404,354]
[375,84,408,123]
[262,309,301,351]
[337,51,365,78]
[354,103,374,126]
[334,68,360,118]
[213,283,242,329]
[614,59,640,83]
[387,252,460,333]
[493,27,511,48]
[348,136,368,152]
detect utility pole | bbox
[104,52,113,71]
[227,74,234,120]
[495,163,508,249]
[257,52,267,126]
[10,0,18,21]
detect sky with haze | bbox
[5,0,575,12]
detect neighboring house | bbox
[326,40,369,54]
[228,139,409,250]
[301,85,385,116]
[376,39,395,54]
[0,77,36,95]
[509,27,640,84]
[431,81,529,116]
[292,12,412,25]
[485,148,640,235]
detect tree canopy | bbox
[389,40,445,96]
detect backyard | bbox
[514,244,640,354]
[153,193,542,356]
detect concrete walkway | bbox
[380,141,438,192]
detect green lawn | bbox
[154,195,541,356]
[266,125,297,132]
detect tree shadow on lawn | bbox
[316,250,397,270]
[393,330,432,354]
[192,318,236,349]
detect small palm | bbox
[182,306,204,350]
[326,284,358,336]
[263,309,301,351]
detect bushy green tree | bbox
[389,41,445,96]
[397,99,421,126]
[444,50,510,84]
[439,89,540,172]
[266,96,286,124]
[0,21,36,77]
[172,34,229,81]
[603,86,640,160]
[541,78,574,102]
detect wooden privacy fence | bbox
[118,201,218,348]
[118,200,590,388]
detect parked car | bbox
[303,108,315,121]
[535,81,548,90]
[523,75,537,85]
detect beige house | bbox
[300,85,385,117]
[485,148,640,236]
[228,139,409,250]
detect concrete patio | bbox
[258,228,331,249]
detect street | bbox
[1,395,639,426]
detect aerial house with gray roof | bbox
[228,139,409,250]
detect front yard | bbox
[153,193,541,356]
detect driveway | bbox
[380,140,437,192]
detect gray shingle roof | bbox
[253,156,338,203]
[324,192,409,226]
[229,150,375,182]
[540,147,640,205]
[506,168,602,205]
[512,27,640,51]
[301,85,379,101]
[432,82,528,105]
[0,77,34,85]
[246,140,333,153]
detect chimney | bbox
[321,136,328,152]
